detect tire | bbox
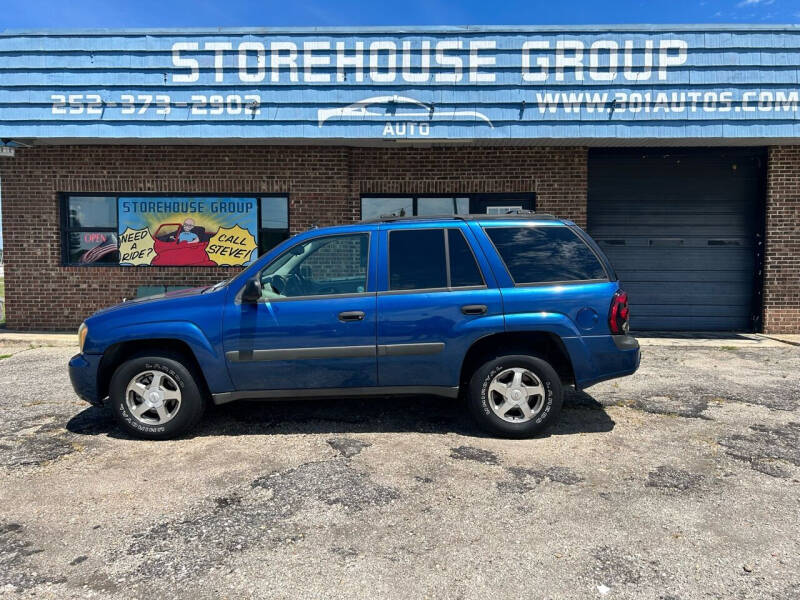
[467,354,563,438]
[109,352,206,440]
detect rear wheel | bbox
[467,354,563,438]
[109,353,205,440]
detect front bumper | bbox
[68,353,104,405]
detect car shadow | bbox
[65,389,615,440]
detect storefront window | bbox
[259,196,290,255]
[62,196,120,265]
[360,197,414,220]
[362,195,532,219]
[60,195,289,266]
[417,197,469,216]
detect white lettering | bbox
[304,41,331,83]
[238,42,265,83]
[658,40,687,81]
[589,40,618,82]
[556,40,584,81]
[522,41,549,82]
[623,40,653,81]
[469,40,496,82]
[172,42,199,83]
[369,41,397,83]
[271,42,299,82]
[435,40,463,83]
[204,42,232,83]
[336,42,364,82]
[402,40,430,83]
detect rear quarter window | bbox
[485,225,607,284]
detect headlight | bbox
[78,322,88,353]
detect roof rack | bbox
[359,209,557,224]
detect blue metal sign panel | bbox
[0,25,798,141]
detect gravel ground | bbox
[0,342,799,599]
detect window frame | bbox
[243,231,373,304]
[59,193,289,267]
[385,226,487,294]
[482,224,611,287]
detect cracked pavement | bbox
[0,341,798,599]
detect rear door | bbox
[375,223,503,389]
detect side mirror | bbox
[241,279,262,304]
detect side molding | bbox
[226,342,446,362]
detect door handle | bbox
[338,310,365,322]
[461,304,488,315]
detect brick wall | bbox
[764,146,800,333]
[0,144,586,330]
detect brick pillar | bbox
[763,146,800,333]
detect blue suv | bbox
[69,213,639,440]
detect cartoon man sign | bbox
[178,218,199,243]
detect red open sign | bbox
[83,233,108,243]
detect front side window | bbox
[485,226,607,284]
[259,233,369,299]
[388,228,485,291]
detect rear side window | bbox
[389,229,447,290]
[448,229,484,287]
[485,226,607,284]
[389,228,485,290]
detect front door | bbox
[223,231,377,391]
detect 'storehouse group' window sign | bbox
[62,195,288,267]
[117,198,258,267]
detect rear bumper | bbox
[68,353,104,405]
[574,334,641,390]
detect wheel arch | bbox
[97,339,211,402]
[459,331,576,389]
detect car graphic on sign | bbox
[151,223,216,267]
[317,95,494,128]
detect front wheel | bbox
[109,353,205,440]
[467,354,563,438]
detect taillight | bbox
[609,290,630,334]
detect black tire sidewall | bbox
[109,354,203,440]
[468,354,563,438]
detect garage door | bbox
[588,148,765,332]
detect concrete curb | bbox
[0,330,77,347]
[758,334,800,347]
[636,333,799,348]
